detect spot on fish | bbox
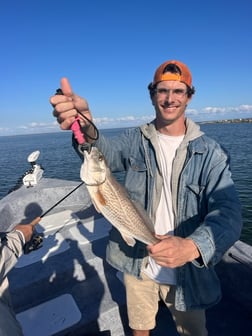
[96,190,107,206]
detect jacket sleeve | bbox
[188,148,243,268]
[0,231,24,283]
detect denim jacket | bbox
[85,118,242,311]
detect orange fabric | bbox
[153,60,192,88]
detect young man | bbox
[0,219,40,336]
[50,60,242,336]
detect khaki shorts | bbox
[124,272,208,335]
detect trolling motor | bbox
[22,150,44,187]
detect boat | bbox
[0,151,251,335]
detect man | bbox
[0,218,40,336]
[50,60,242,336]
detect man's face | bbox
[152,80,192,128]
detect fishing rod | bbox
[24,181,84,254]
[25,85,98,253]
[30,180,84,223]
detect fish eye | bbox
[98,153,104,161]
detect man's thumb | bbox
[60,77,73,97]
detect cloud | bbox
[1,104,251,136]
[201,104,252,114]
[187,104,252,121]
[0,127,11,132]
[93,114,155,128]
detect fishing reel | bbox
[23,232,44,254]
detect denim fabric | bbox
[88,118,242,311]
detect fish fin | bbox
[121,233,136,247]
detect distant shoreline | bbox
[198,118,252,124]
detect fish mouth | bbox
[81,146,107,185]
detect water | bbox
[0,123,251,245]
[200,123,252,245]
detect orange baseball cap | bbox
[152,60,193,88]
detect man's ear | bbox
[151,96,156,106]
[186,95,193,105]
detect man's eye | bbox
[157,88,167,94]
[174,89,184,94]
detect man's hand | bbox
[14,217,41,243]
[14,224,34,242]
[147,235,200,268]
[50,77,92,130]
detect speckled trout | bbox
[80,146,158,246]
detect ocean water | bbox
[0,123,251,245]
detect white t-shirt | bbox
[144,132,184,284]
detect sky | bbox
[1,0,252,136]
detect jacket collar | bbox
[140,118,203,141]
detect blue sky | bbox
[1,0,252,136]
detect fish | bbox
[80,146,158,246]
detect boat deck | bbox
[1,178,251,335]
